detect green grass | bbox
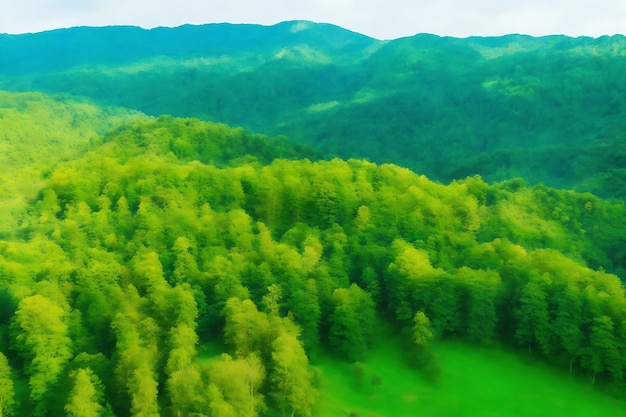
[196,339,229,362]
[313,327,626,417]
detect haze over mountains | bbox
[2,21,626,198]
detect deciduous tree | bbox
[0,353,15,417]
[65,368,104,417]
[270,332,316,417]
[11,294,73,415]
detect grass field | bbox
[312,326,626,417]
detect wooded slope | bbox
[2,23,626,197]
[1,96,626,415]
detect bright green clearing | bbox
[313,330,626,417]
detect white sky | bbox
[1,0,625,39]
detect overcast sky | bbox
[1,0,625,39]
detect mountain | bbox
[3,22,626,198]
[4,21,626,416]
[1,95,626,415]
[0,21,378,74]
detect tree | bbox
[262,284,283,317]
[286,279,321,351]
[171,236,200,285]
[207,384,237,417]
[353,205,373,231]
[131,251,168,296]
[65,368,104,417]
[114,195,134,240]
[0,353,15,417]
[208,255,250,315]
[462,268,500,344]
[207,353,265,417]
[553,286,584,373]
[110,297,161,417]
[270,332,316,417]
[587,315,623,383]
[328,284,376,361]
[514,279,551,355]
[166,366,203,417]
[328,300,362,360]
[165,284,199,330]
[311,180,339,227]
[226,209,255,251]
[411,310,439,381]
[300,234,323,274]
[385,241,444,321]
[128,364,159,417]
[413,311,433,350]
[427,275,463,337]
[164,311,202,416]
[165,323,198,375]
[222,298,271,357]
[10,294,73,415]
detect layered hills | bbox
[2,21,626,197]
[2,21,626,416]
[0,91,625,416]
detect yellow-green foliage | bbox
[0,91,142,233]
[0,91,141,170]
[1,110,626,415]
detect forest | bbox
[3,21,626,198]
[1,22,626,416]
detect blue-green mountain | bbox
[2,21,626,198]
[2,22,626,417]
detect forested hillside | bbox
[1,90,626,415]
[2,22,626,197]
[0,91,142,233]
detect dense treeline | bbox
[0,91,141,235]
[100,115,321,167]
[3,24,626,198]
[1,114,626,415]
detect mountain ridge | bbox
[0,20,380,74]
[4,21,626,74]
[3,21,626,198]
[1,86,626,416]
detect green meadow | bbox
[314,327,626,417]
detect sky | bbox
[1,0,625,39]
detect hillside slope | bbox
[2,23,626,197]
[0,91,142,233]
[1,110,626,415]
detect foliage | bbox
[1,96,626,415]
[3,26,626,198]
[0,353,15,417]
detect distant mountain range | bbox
[2,21,626,198]
[4,24,626,416]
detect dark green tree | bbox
[328,284,376,361]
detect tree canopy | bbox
[1,90,626,415]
